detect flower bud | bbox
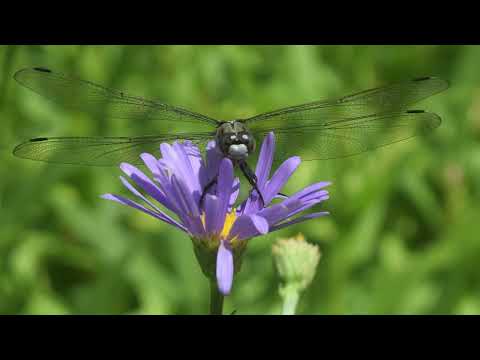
[272,233,321,295]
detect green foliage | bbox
[0,45,479,314]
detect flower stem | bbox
[209,281,224,315]
[281,289,300,315]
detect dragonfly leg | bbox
[251,182,265,208]
[200,177,217,209]
[239,160,265,208]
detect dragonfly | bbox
[12,67,449,205]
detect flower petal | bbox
[258,198,305,226]
[120,162,176,212]
[119,176,160,212]
[140,152,162,178]
[263,156,301,204]
[289,182,331,202]
[251,214,269,234]
[228,178,241,210]
[216,240,234,296]
[229,214,269,241]
[206,140,223,184]
[270,211,330,232]
[283,195,330,220]
[173,141,202,194]
[241,132,276,214]
[159,141,202,197]
[169,175,204,236]
[160,143,191,185]
[170,174,200,217]
[101,193,187,232]
[183,141,207,189]
[203,194,222,235]
[214,158,235,231]
[255,132,275,189]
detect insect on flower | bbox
[101,132,330,295]
[12,68,448,205]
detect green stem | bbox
[209,281,224,315]
[281,289,300,315]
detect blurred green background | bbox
[0,45,479,314]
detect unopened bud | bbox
[272,233,321,295]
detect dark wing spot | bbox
[30,137,49,142]
[406,110,425,114]
[33,67,52,73]
[413,76,431,82]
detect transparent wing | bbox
[12,133,214,166]
[14,67,220,131]
[243,77,448,162]
[262,111,440,164]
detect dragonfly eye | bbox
[238,132,255,153]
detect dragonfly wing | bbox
[12,133,214,166]
[242,77,448,163]
[249,111,441,165]
[243,77,448,132]
[14,67,220,131]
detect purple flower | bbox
[102,132,330,296]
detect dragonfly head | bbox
[216,120,256,161]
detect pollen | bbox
[220,210,237,240]
[199,210,237,241]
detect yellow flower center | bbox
[220,210,237,240]
[200,210,237,240]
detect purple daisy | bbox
[102,132,330,297]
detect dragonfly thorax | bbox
[216,120,256,161]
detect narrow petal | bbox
[203,194,222,234]
[299,190,329,203]
[216,240,234,296]
[263,156,301,204]
[170,175,204,236]
[170,175,201,218]
[173,141,202,194]
[140,152,172,192]
[283,195,330,220]
[270,211,330,232]
[159,143,191,186]
[288,182,331,202]
[155,159,177,195]
[255,132,275,189]
[159,142,177,166]
[119,176,161,212]
[214,158,234,231]
[258,199,305,226]
[206,140,223,183]
[101,193,187,232]
[251,214,269,234]
[160,142,201,196]
[240,132,276,214]
[228,178,241,209]
[229,214,269,241]
[183,141,207,189]
[140,152,161,178]
[120,162,176,212]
